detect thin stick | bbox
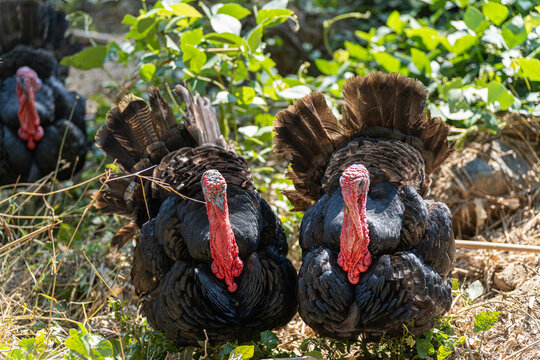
[455,240,540,253]
[0,221,62,255]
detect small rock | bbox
[493,263,528,292]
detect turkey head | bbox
[201,169,244,292]
[16,66,44,150]
[338,164,372,284]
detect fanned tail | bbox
[342,72,452,174]
[274,72,453,209]
[94,85,229,248]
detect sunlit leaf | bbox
[210,13,242,35]
[139,64,156,81]
[464,6,489,34]
[234,86,256,105]
[182,45,207,73]
[405,27,442,50]
[482,2,509,26]
[158,3,202,18]
[487,81,515,110]
[217,4,251,20]
[344,41,370,60]
[451,34,477,55]
[314,59,341,75]
[228,345,254,359]
[473,311,499,332]
[501,16,527,48]
[387,10,406,35]
[256,9,293,26]
[205,32,244,46]
[373,52,401,72]
[515,58,540,81]
[60,45,108,70]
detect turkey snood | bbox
[201,169,244,292]
[338,164,372,284]
[16,66,44,150]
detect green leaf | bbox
[91,339,114,359]
[234,86,256,105]
[525,13,540,33]
[451,278,460,290]
[182,45,207,73]
[210,13,242,35]
[482,2,508,26]
[205,32,244,46]
[260,331,279,350]
[139,64,156,81]
[60,45,108,70]
[217,4,251,20]
[411,48,430,73]
[344,41,370,60]
[256,9,293,26]
[228,345,255,359]
[158,3,202,18]
[473,311,499,332]
[463,6,489,34]
[437,344,454,360]
[373,52,401,72]
[487,81,514,110]
[451,34,476,55]
[515,58,540,81]
[405,27,442,50]
[387,10,406,35]
[182,29,203,46]
[247,25,263,53]
[416,336,435,358]
[65,329,90,358]
[314,59,341,75]
[501,16,527,48]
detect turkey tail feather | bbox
[342,72,452,174]
[173,84,227,148]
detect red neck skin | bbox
[202,171,244,292]
[16,67,44,150]
[337,164,372,284]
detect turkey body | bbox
[0,1,86,185]
[95,85,297,345]
[274,72,455,339]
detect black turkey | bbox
[274,72,455,340]
[94,85,297,345]
[0,0,86,185]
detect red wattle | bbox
[203,171,244,293]
[338,164,372,284]
[16,67,43,150]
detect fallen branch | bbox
[456,239,540,253]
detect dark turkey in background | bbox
[274,72,456,340]
[0,0,86,185]
[94,85,297,345]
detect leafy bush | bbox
[310,0,540,131]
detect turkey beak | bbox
[213,192,226,213]
[18,76,29,97]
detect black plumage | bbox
[0,0,86,185]
[95,85,297,345]
[274,72,455,339]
